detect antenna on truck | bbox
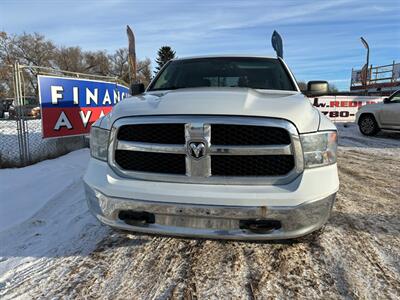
[271,30,283,59]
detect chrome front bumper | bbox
[85,183,336,240]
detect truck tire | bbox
[358,114,380,136]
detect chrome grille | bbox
[109,116,304,185]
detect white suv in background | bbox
[356,90,400,136]
[84,55,339,240]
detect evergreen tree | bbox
[155,46,176,74]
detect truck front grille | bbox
[110,116,303,185]
[117,124,185,144]
[211,124,291,145]
[211,155,295,176]
[115,150,186,174]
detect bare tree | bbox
[0,32,56,96]
[109,49,151,86]
[84,50,110,76]
[54,46,86,73]
[0,32,15,65]
[55,47,111,76]
[0,32,15,97]
[0,31,152,97]
[137,58,152,87]
[13,33,55,67]
[109,48,129,83]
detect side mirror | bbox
[130,83,145,95]
[383,97,390,104]
[306,81,329,96]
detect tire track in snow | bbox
[0,179,109,299]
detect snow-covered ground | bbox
[336,122,400,155]
[0,124,399,299]
[0,149,109,296]
[0,149,89,231]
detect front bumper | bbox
[85,183,336,240]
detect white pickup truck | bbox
[84,55,339,240]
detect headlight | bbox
[90,126,109,161]
[300,131,337,168]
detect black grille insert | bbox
[211,124,291,145]
[211,155,294,176]
[117,124,185,144]
[115,150,186,174]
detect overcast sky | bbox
[1,0,399,90]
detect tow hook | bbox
[239,219,281,233]
[118,210,155,226]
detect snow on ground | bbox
[0,149,108,295]
[0,149,89,231]
[336,122,400,154]
[0,124,399,299]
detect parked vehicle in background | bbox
[8,96,41,119]
[356,90,400,135]
[0,98,14,118]
[84,55,339,240]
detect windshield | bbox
[148,57,296,91]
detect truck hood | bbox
[103,87,320,133]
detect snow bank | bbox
[0,149,90,232]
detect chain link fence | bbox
[0,117,88,168]
[0,63,121,168]
[0,119,20,167]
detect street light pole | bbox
[360,37,370,93]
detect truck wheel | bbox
[358,114,380,136]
